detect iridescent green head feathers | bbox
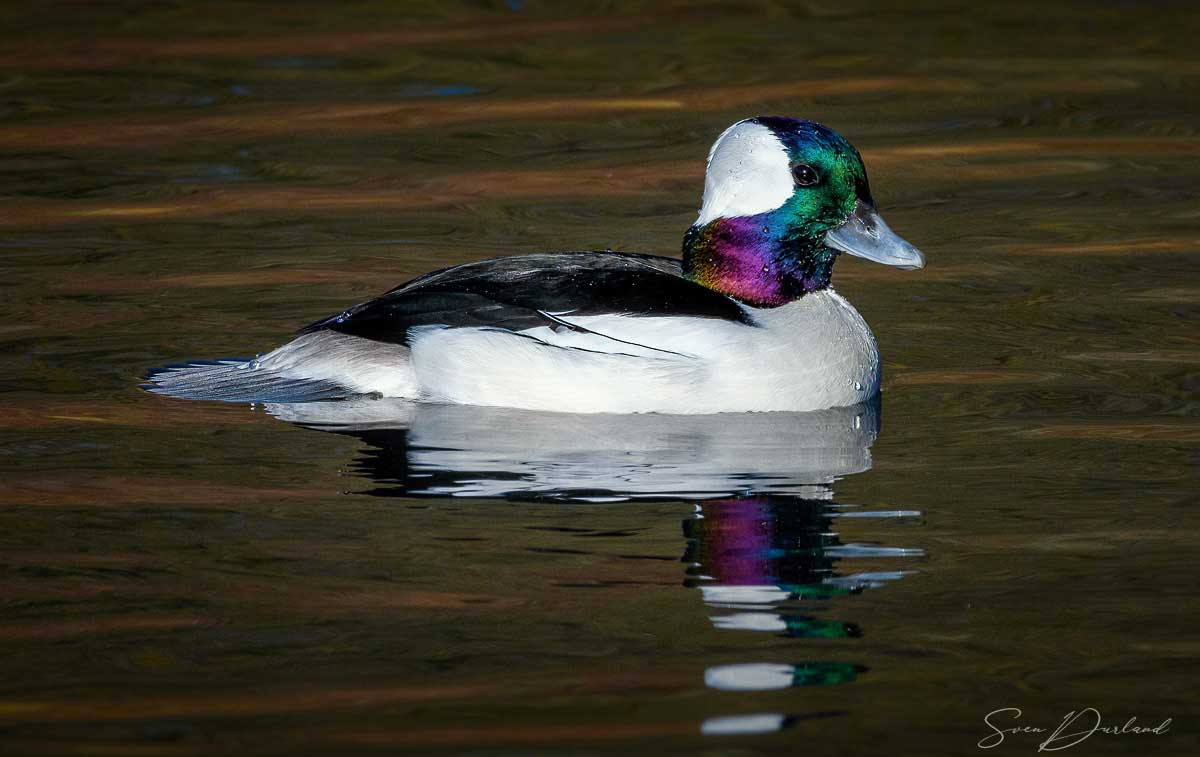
[684,116,924,307]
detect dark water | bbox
[1,1,1198,754]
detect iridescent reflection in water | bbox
[269,398,921,729]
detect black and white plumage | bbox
[146,250,879,413]
[300,251,752,345]
[147,116,925,414]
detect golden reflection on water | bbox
[1,1,1198,755]
[1023,423,1200,442]
[0,13,674,70]
[0,78,973,150]
[4,140,1195,229]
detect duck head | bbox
[683,116,924,307]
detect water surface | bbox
[1,1,1197,754]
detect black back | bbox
[300,251,752,345]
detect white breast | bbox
[406,288,880,414]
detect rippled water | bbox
[1,1,1197,754]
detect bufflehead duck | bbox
[147,116,924,414]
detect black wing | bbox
[299,251,752,345]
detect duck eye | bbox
[791,164,820,187]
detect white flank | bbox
[392,288,879,414]
[695,119,793,226]
[158,290,880,414]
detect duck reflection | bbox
[266,397,921,731]
[685,492,920,699]
[267,398,880,501]
[686,494,920,631]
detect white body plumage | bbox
[208,288,879,414]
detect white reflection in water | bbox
[705,663,798,691]
[264,395,923,717]
[710,612,789,632]
[266,397,878,500]
[700,712,789,735]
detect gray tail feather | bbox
[143,359,354,404]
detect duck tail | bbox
[143,359,353,404]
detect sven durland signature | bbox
[978,707,1171,751]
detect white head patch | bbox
[695,119,793,226]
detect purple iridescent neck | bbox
[682,214,837,308]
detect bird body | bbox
[147,117,924,415]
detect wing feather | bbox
[299,251,751,346]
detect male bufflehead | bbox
[148,116,924,414]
